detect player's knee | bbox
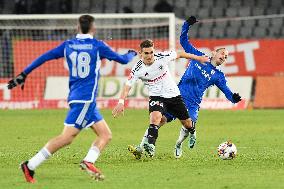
[181,119,192,129]
[159,116,167,127]
[150,112,162,125]
[105,132,112,143]
[101,131,112,143]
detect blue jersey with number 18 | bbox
[24,34,135,104]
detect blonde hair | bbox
[215,48,226,52]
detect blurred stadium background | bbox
[0,0,284,110]
[0,1,284,188]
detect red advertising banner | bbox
[1,39,283,109]
[188,40,284,77]
[254,76,284,108]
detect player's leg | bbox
[80,106,108,181]
[179,118,195,141]
[132,110,162,158]
[45,126,80,153]
[143,96,166,157]
[142,111,162,157]
[130,97,164,158]
[137,114,168,150]
[159,114,169,127]
[187,106,199,149]
[166,95,191,158]
[178,103,199,149]
[20,103,90,183]
[87,119,112,161]
[188,121,197,148]
[161,112,185,158]
[21,126,80,183]
[173,119,193,158]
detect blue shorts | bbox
[165,100,199,123]
[64,102,103,130]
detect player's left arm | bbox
[176,51,210,64]
[7,42,66,90]
[215,74,242,103]
[99,41,137,64]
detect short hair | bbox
[140,39,154,49]
[79,15,95,34]
[216,48,226,52]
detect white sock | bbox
[83,146,100,163]
[176,126,189,145]
[139,129,149,148]
[27,147,51,170]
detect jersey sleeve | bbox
[98,41,135,64]
[164,51,177,62]
[23,42,66,74]
[215,73,235,103]
[155,51,177,65]
[125,62,140,86]
[180,21,204,56]
[125,71,139,87]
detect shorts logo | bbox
[150,101,164,107]
[82,119,88,128]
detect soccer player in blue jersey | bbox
[163,16,242,158]
[7,15,136,183]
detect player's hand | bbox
[232,93,242,103]
[186,16,198,25]
[7,72,27,90]
[198,56,210,64]
[128,50,137,56]
[112,102,125,118]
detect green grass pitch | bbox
[0,109,283,189]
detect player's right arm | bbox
[180,16,204,56]
[112,68,139,118]
[7,42,66,90]
[112,84,132,118]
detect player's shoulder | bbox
[154,51,174,57]
[65,37,92,44]
[154,51,175,61]
[131,60,144,74]
[214,67,227,79]
[63,38,75,44]
[215,67,224,74]
[93,39,109,47]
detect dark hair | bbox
[140,39,154,49]
[79,15,95,34]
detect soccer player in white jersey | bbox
[112,39,209,158]
[7,15,136,183]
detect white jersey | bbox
[126,51,180,98]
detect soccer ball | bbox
[217,141,237,160]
